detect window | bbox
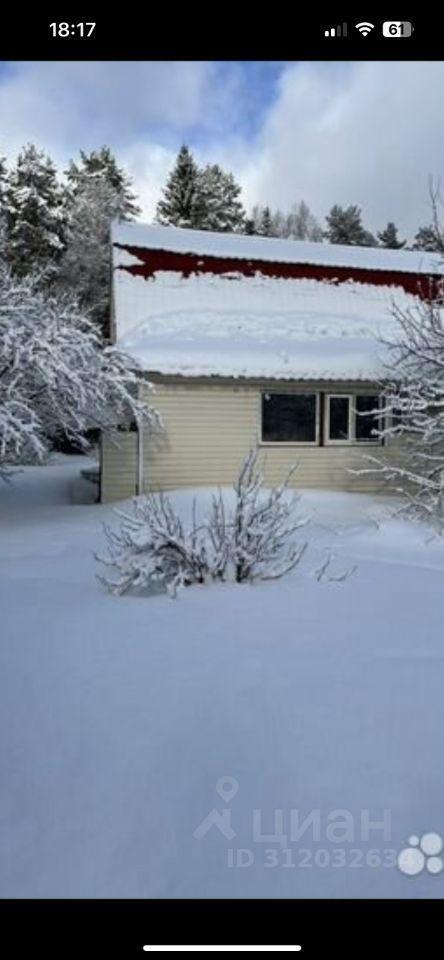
[328,396,351,441]
[262,392,318,443]
[325,394,381,444]
[355,395,381,441]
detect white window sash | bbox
[325,393,382,445]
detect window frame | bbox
[260,390,320,446]
[325,393,382,445]
[325,393,353,444]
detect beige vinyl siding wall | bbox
[101,431,138,501]
[101,375,405,501]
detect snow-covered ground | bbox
[1,457,444,898]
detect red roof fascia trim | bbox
[114,243,443,299]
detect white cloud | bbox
[120,143,177,220]
[0,60,443,237]
[0,61,229,162]
[241,61,444,238]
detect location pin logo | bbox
[216,776,239,804]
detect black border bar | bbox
[0,12,440,60]
[1,899,443,957]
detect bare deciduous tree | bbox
[356,183,444,528]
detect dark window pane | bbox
[391,399,404,426]
[355,395,380,441]
[329,397,350,440]
[262,393,316,442]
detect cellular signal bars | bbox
[324,23,347,37]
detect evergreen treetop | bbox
[198,163,245,232]
[325,204,376,246]
[377,221,406,249]
[66,146,140,221]
[156,145,204,229]
[156,146,245,233]
[5,143,65,277]
[258,205,274,237]
[412,224,442,252]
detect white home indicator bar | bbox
[143,948,302,953]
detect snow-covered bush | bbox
[97,494,209,597]
[0,267,158,477]
[98,448,309,597]
[209,448,308,582]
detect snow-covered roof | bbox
[111,222,440,382]
[112,221,444,277]
[114,271,421,381]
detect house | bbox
[101,222,444,501]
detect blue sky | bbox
[0,60,443,237]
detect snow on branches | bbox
[0,267,158,474]
[97,448,309,597]
[359,293,444,529]
[4,144,65,279]
[211,448,308,583]
[98,494,210,598]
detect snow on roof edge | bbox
[112,221,444,277]
[139,368,380,383]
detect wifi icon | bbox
[355,21,375,36]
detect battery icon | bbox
[383,21,413,37]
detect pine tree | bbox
[198,164,245,232]
[325,204,376,246]
[412,224,442,252]
[377,221,406,249]
[156,145,204,228]
[66,146,140,221]
[5,144,65,278]
[258,206,274,237]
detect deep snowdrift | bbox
[1,457,444,898]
